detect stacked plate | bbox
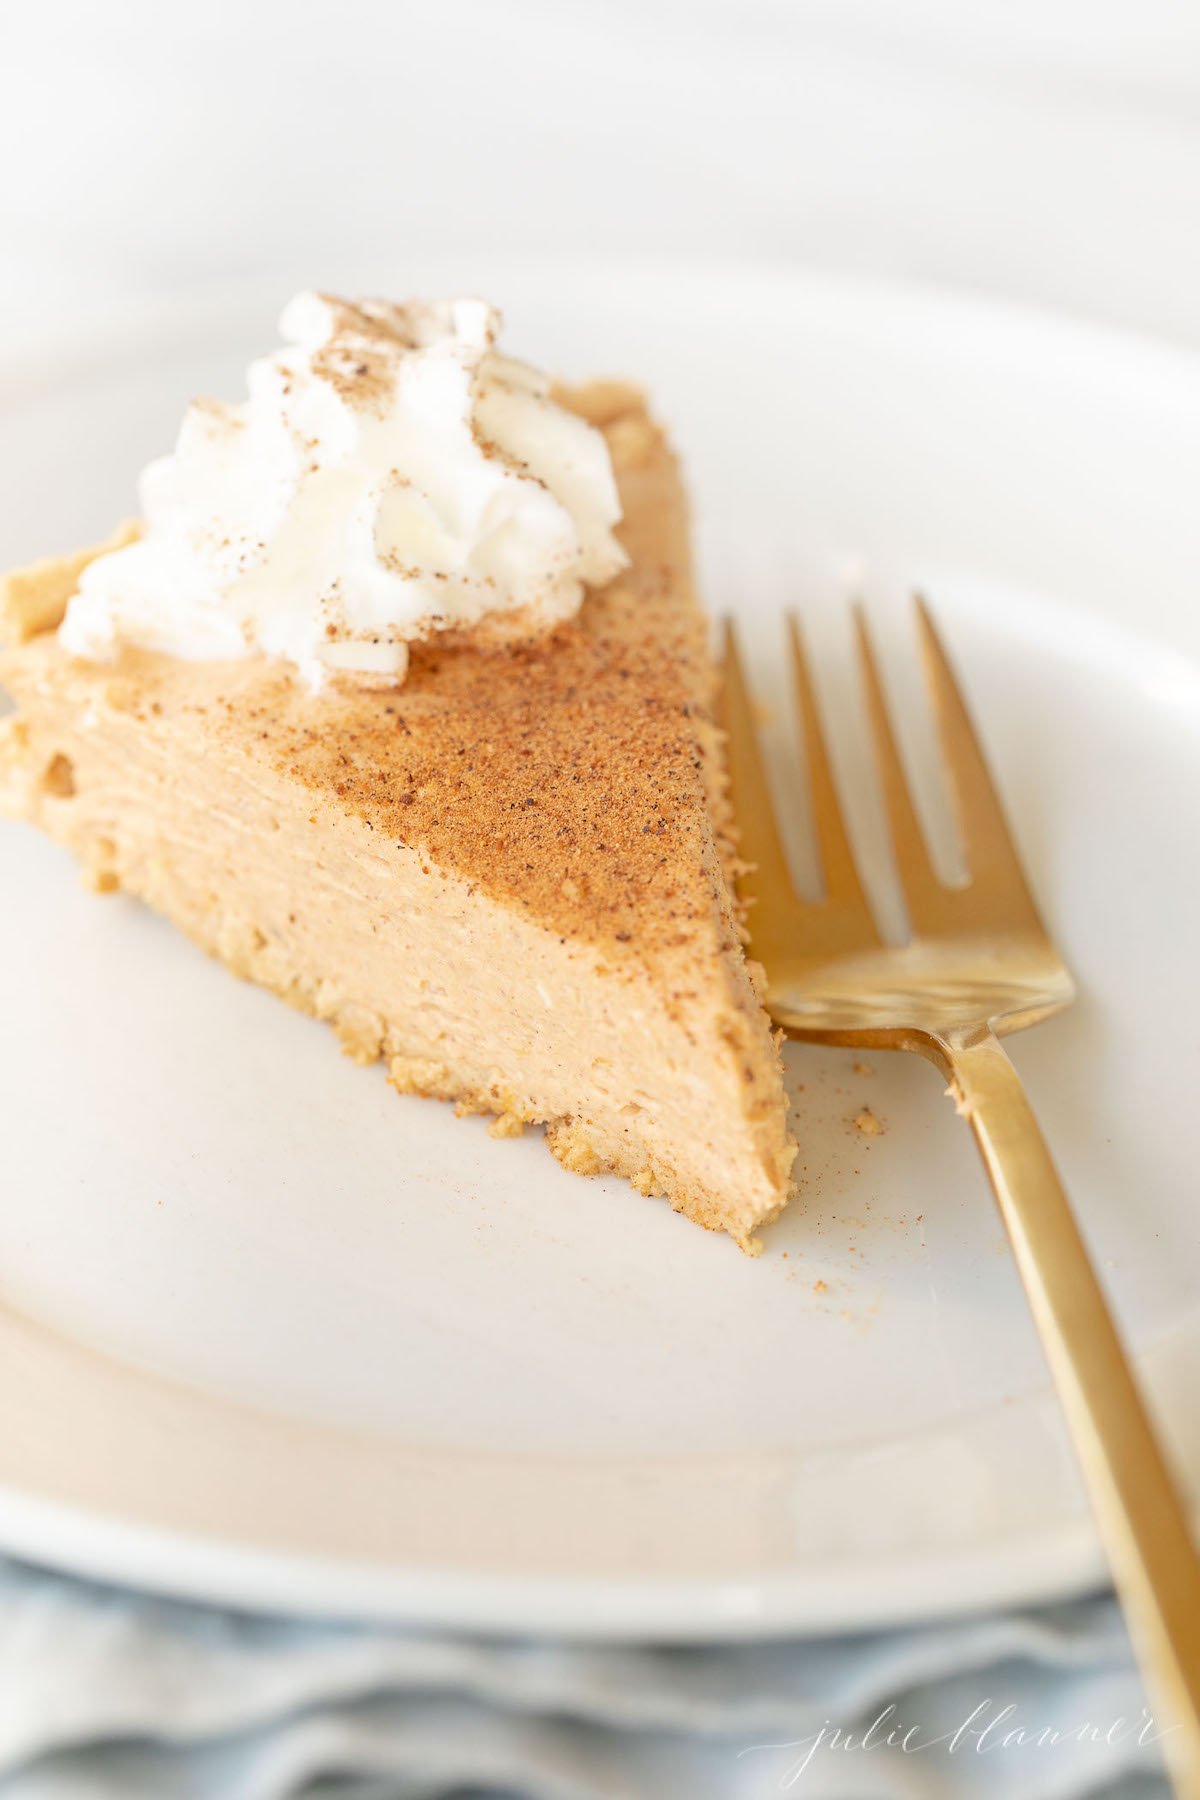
[1,262,1197,1642]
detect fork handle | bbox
[941,1026,1200,1797]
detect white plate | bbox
[1,262,1198,1640]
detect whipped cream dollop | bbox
[60,293,629,688]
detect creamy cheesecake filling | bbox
[0,664,792,1248]
[1,385,796,1250]
[59,294,629,690]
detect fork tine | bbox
[914,598,1041,920]
[720,621,802,950]
[854,605,952,934]
[786,615,874,922]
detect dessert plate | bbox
[1,261,1198,1639]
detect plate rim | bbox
[0,1473,1109,1642]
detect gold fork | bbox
[723,602,1200,1796]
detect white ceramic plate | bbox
[1,261,1198,1640]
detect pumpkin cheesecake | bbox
[0,295,795,1251]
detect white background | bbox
[3,0,1199,347]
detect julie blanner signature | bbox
[738,1700,1174,1788]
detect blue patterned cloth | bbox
[0,1558,1170,1798]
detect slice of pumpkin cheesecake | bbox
[0,295,795,1251]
